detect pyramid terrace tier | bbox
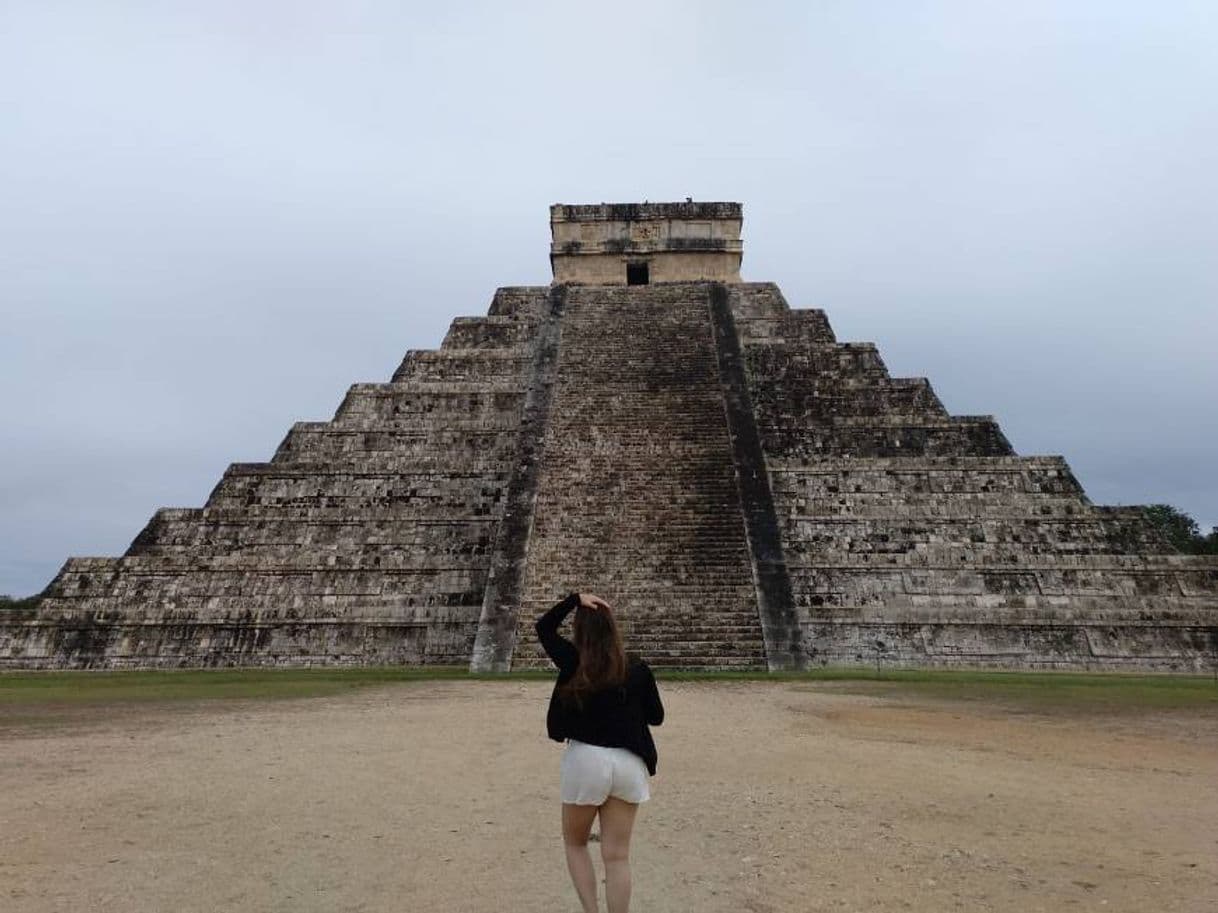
[782,517,1171,556]
[801,618,1215,670]
[334,387,527,424]
[501,284,782,672]
[4,287,555,668]
[728,283,1216,670]
[270,425,523,465]
[4,277,1216,670]
[204,467,509,510]
[789,556,1218,605]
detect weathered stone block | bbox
[2,206,1214,670]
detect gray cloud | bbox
[3,1,1215,594]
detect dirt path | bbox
[2,680,1215,912]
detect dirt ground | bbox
[2,679,1215,913]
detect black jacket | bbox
[535,593,665,775]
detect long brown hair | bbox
[560,603,628,704]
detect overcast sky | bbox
[2,1,1215,596]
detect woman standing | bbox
[535,592,665,913]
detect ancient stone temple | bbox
[4,202,1216,670]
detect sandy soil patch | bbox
[2,680,1215,912]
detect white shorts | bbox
[560,740,651,805]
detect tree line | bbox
[1143,504,1218,555]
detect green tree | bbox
[1143,504,1216,554]
[0,593,43,611]
[1201,527,1218,555]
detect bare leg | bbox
[597,797,639,913]
[562,803,600,913]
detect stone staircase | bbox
[510,285,767,669]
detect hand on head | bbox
[577,593,611,612]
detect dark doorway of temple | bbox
[626,261,650,285]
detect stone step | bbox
[51,553,495,575]
[215,449,517,478]
[271,424,521,463]
[734,309,837,346]
[129,538,496,560]
[391,348,532,384]
[626,640,769,654]
[335,385,526,423]
[794,595,1218,615]
[508,284,766,667]
[516,656,768,671]
[756,423,1013,460]
[628,591,1178,619]
[769,455,1075,473]
[785,507,1117,523]
[156,506,506,524]
[782,538,1176,563]
[440,315,536,351]
[486,286,551,318]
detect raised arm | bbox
[534,592,580,671]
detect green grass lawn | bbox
[790,668,1218,712]
[0,666,530,706]
[667,666,1218,712]
[1,665,1214,713]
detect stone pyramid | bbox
[4,203,1215,670]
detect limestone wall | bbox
[1,288,555,668]
[551,251,744,285]
[3,277,1215,671]
[550,202,743,285]
[729,283,1218,670]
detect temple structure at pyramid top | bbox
[3,201,1216,671]
[550,201,743,284]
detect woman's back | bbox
[534,591,665,913]
[546,657,663,774]
[535,593,665,774]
